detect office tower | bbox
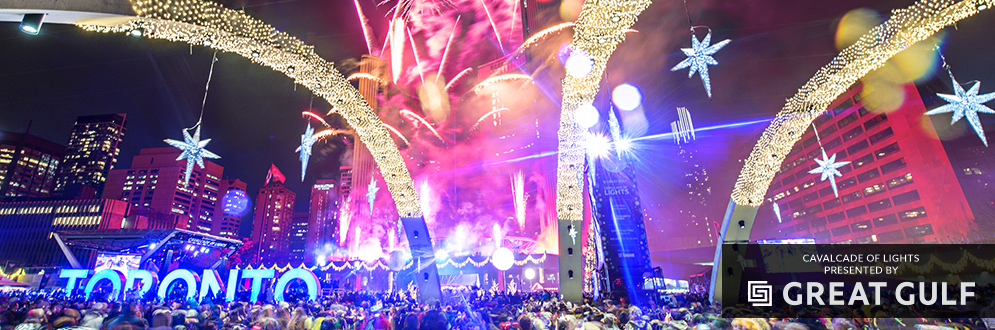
[102,147,224,234]
[756,83,974,243]
[0,199,129,267]
[250,182,296,263]
[0,130,64,199]
[54,114,127,199]
[667,108,716,249]
[307,180,339,254]
[212,178,247,239]
[339,55,384,254]
[289,212,309,264]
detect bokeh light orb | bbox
[492,247,514,271]
[559,0,583,21]
[565,49,593,77]
[612,84,643,111]
[387,250,410,271]
[576,104,600,128]
[524,268,536,280]
[222,189,250,217]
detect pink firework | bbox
[382,122,412,146]
[469,107,509,131]
[444,67,474,92]
[347,72,388,85]
[302,111,331,127]
[472,73,534,94]
[399,109,445,142]
[435,15,461,85]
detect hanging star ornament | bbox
[295,124,318,182]
[924,77,995,146]
[808,149,850,197]
[164,126,220,187]
[367,177,380,214]
[670,30,731,98]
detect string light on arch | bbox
[79,0,422,218]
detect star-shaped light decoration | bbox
[670,30,731,98]
[924,78,995,146]
[164,126,220,187]
[807,149,850,197]
[295,124,318,181]
[367,177,380,214]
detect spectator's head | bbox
[422,310,448,330]
[153,309,174,327]
[518,315,533,330]
[25,308,47,324]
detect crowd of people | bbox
[0,288,991,330]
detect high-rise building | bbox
[0,130,64,199]
[250,182,296,263]
[102,147,224,234]
[54,114,127,199]
[289,212,309,264]
[212,178,247,239]
[755,83,975,244]
[0,199,129,267]
[666,108,716,249]
[307,180,339,254]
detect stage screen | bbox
[94,254,141,274]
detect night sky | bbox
[1,0,994,254]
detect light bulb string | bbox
[187,50,219,132]
[935,45,980,88]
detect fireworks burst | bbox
[314,129,352,140]
[472,73,534,93]
[400,109,445,142]
[354,0,379,56]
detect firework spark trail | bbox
[390,18,405,84]
[400,109,445,142]
[445,67,474,91]
[516,22,573,53]
[512,170,526,229]
[302,111,331,127]
[472,73,534,93]
[314,129,352,140]
[347,73,388,85]
[406,26,427,87]
[354,0,379,56]
[382,122,412,146]
[435,15,461,86]
[479,0,504,52]
[469,108,509,131]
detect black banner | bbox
[720,244,995,318]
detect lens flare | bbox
[612,84,642,111]
[584,133,612,158]
[575,103,599,128]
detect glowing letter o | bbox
[85,269,124,301]
[274,268,321,302]
[158,269,199,302]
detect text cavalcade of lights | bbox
[58,268,320,303]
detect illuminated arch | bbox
[0,0,421,218]
[556,0,653,299]
[731,0,992,206]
